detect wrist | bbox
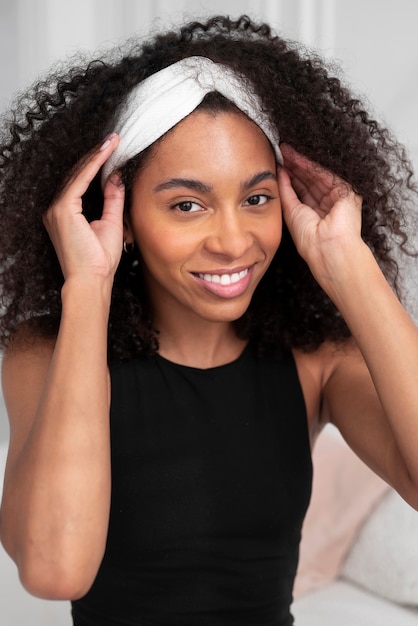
[316,240,386,312]
[61,275,114,313]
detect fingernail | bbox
[109,172,123,186]
[100,133,116,151]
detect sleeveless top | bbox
[72,343,312,626]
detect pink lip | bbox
[192,266,254,299]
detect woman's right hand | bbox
[43,133,125,283]
[1,134,125,599]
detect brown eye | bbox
[245,194,270,206]
[173,201,201,212]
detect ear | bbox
[123,214,134,245]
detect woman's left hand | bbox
[278,143,364,284]
[278,145,418,511]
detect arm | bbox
[278,144,418,508]
[0,134,125,599]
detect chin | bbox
[197,300,251,324]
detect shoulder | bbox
[292,339,363,437]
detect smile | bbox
[192,266,254,299]
[197,269,249,285]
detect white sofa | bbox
[293,579,418,626]
[293,485,418,624]
[1,434,418,626]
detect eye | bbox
[172,200,202,213]
[244,194,272,206]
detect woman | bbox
[0,14,417,626]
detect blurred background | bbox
[0,0,417,443]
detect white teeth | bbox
[198,269,248,285]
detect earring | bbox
[123,241,135,254]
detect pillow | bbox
[341,488,418,606]
[294,425,389,598]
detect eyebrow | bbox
[242,171,277,189]
[153,178,213,193]
[153,170,277,194]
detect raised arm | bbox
[279,144,418,509]
[0,134,125,599]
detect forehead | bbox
[141,109,277,175]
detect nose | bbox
[203,208,254,260]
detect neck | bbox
[155,319,247,369]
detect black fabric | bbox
[72,344,312,625]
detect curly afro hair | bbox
[0,14,416,359]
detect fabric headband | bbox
[101,56,282,184]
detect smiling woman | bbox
[0,13,417,626]
[125,108,282,347]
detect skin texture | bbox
[0,84,417,603]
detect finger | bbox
[278,168,318,249]
[285,158,334,200]
[278,166,304,214]
[281,143,342,195]
[287,172,323,210]
[60,133,120,202]
[281,143,332,181]
[282,147,355,215]
[278,158,326,215]
[278,167,324,227]
[101,174,125,225]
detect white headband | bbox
[101,56,282,184]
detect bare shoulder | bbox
[306,339,399,481]
[295,338,418,501]
[292,339,364,438]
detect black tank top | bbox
[72,343,312,625]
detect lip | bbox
[191,265,254,299]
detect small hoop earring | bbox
[123,241,135,254]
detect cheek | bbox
[262,211,283,255]
[136,226,194,273]
[130,211,166,259]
